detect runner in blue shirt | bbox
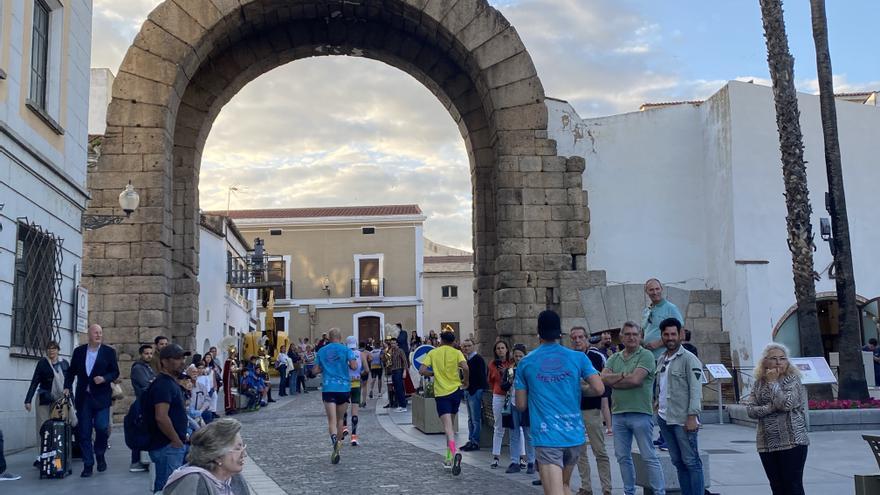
[515,310,605,495]
[313,328,358,464]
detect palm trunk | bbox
[758,0,830,399]
[809,0,868,400]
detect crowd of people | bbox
[3,279,816,495]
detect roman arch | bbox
[83,0,604,362]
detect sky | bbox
[91,0,880,251]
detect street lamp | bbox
[82,181,140,230]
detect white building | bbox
[1,0,93,450]
[195,214,257,360]
[422,238,474,341]
[548,81,880,369]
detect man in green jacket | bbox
[655,317,704,495]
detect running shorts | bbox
[371,367,383,378]
[535,445,581,469]
[322,392,351,405]
[349,387,362,404]
[434,389,462,416]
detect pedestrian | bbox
[460,338,487,452]
[202,352,221,419]
[514,310,604,495]
[275,345,291,397]
[505,344,535,474]
[744,343,809,495]
[359,343,371,408]
[162,417,250,494]
[145,343,190,493]
[315,333,328,352]
[63,324,120,478]
[369,342,384,399]
[223,345,240,415]
[419,329,469,475]
[655,318,705,495]
[313,328,358,464]
[194,360,217,424]
[151,335,170,377]
[488,339,513,469]
[602,321,665,495]
[0,429,21,481]
[594,330,616,360]
[570,328,613,495]
[387,336,409,412]
[396,322,410,357]
[342,336,365,446]
[863,338,880,386]
[287,345,303,395]
[128,343,156,472]
[24,340,71,467]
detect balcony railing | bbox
[351,278,385,298]
[227,254,286,290]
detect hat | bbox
[537,310,562,340]
[159,343,191,360]
[345,336,358,349]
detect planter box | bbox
[727,404,880,431]
[412,394,458,434]
[633,449,711,494]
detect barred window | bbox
[11,220,63,358]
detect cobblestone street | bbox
[237,392,536,494]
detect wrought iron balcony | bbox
[351,278,385,298]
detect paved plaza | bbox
[3,388,879,494]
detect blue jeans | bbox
[76,399,110,467]
[511,408,535,464]
[149,443,187,492]
[278,366,288,395]
[391,369,406,408]
[465,390,483,444]
[613,412,665,495]
[657,416,704,495]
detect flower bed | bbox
[808,399,880,410]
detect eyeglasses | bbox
[765,356,788,362]
[229,444,247,454]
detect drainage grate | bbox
[704,448,743,454]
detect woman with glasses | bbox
[163,417,250,494]
[24,340,71,467]
[743,343,809,495]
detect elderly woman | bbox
[24,340,71,464]
[163,417,250,495]
[743,343,809,495]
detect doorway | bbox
[358,316,381,346]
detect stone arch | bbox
[83,0,596,365]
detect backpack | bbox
[123,378,155,451]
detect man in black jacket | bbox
[128,344,156,472]
[63,324,119,478]
[460,338,487,451]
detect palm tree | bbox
[809,0,868,400]
[757,0,829,399]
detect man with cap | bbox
[515,310,605,495]
[341,335,366,446]
[420,329,469,475]
[145,343,190,492]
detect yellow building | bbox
[223,205,426,345]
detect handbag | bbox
[501,393,514,428]
[110,381,125,401]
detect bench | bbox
[633,449,711,494]
[855,435,880,495]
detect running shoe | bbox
[490,457,499,469]
[394,407,407,413]
[342,426,349,438]
[0,472,21,481]
[350,434,359,446]
[452,453,462,476]
[506,462,521,474]
[331,441,342,464]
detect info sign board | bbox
[789,357,837,385]
[705,363,732,380]
[75,286,88,333]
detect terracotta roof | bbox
[424,255,473,264]
[213,204,423,219]
[835,91,876,97]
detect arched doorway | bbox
[773,293,874,358]
[354,311,383,345]
[83,0,595,363]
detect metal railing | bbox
[351,278,385,298]
[227,254,287,290]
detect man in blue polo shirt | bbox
[515,310,605,495]
[314,327,358,465]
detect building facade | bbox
[423,239,475,341]
[224,205,426,345]
[0,0,93,450]
[195,214,257,358]
[548,81,880,370]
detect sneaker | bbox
[491,457,499,469]
[331,441,342,464]
[0,472,21,481]
[653,437,664,446]
[350,434,359,446]
[395,407,407,413]
[659,445,669,451]
[452,453,462,476]
[526,462,535,474]
[532,479,542,486]
[460,442,474,452]
[97,455,107,472]
[342,427,349,438]
[519,458,527,469]
[129,462,147,473]
[505,462,521,474]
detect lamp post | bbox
[82,181,140,230]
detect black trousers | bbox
[0,429,6,474]
[759,444,808,495]
[278,366,288,395]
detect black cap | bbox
[537,310,562,340]
[159,343,191,360]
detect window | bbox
[273,316,286,332]
[268,259,287,299]
[362,227,375,235]
[356,258,381,296]
[11,221,64,358]
[441,285,458,298]
[29,0,50,110]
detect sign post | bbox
[75,286,88,333]
[706,364,732,424]
[789,357,837,432]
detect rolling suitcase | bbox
[39,397,73,479]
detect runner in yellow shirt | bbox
[420,330,469,475]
